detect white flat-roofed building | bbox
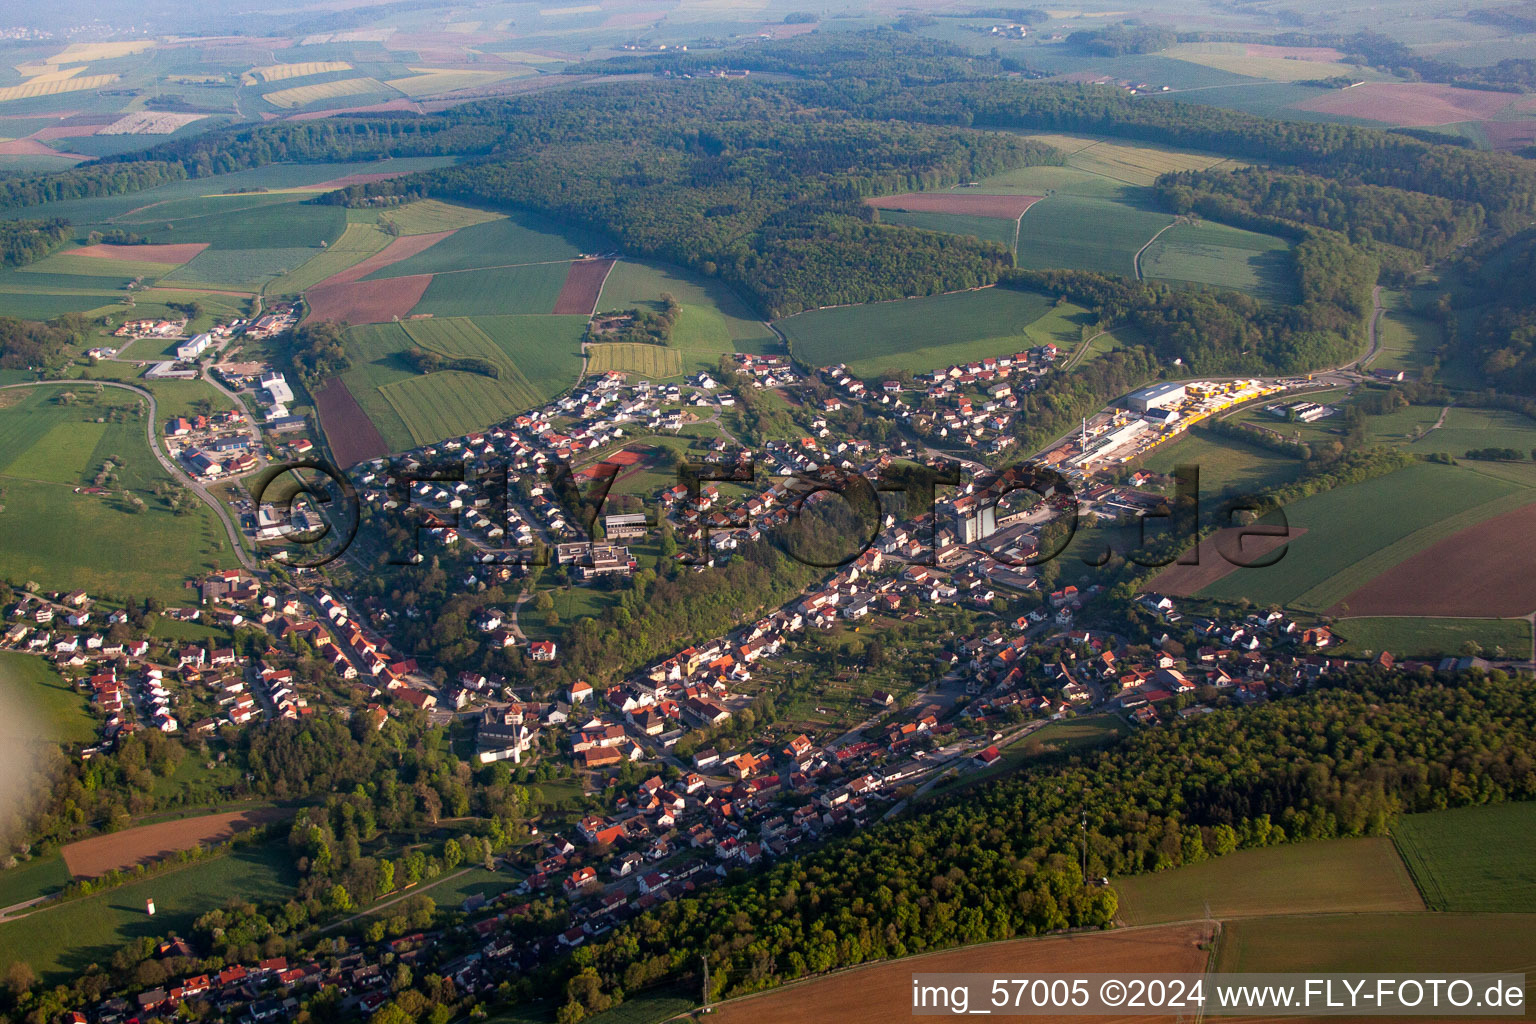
[1127,382,1186,413]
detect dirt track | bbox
[62,808,289,878]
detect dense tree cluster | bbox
[289,320,350,385]
[0,162,187,211]
[1066,23,1178,55]
[556,668,1536,1018]
[0,218,70,267]
[404,347,499,379]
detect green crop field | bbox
[1135,427,1307,496]
[0,842,297,984]
[129,197,346,251]
[588,343,684,378]
[377,199,504,236]
[874,209,1019,251]
[1216,912,1536,974]
[411,262,571,316]
[367,212,595,279]
[0,852,70,913]
[1392,803,1536,912]
[597,261,776,355]
[1199,460,1528,611]
[1140,221,1296,302]
[778,286,1063,377]
[1017,132,1243,187]
[1333,616,1532,659]
[1115,837,1424,927]
[165,246,321,291]
[0,652,95,746]
[339,316,584,448]
[1016,194,1174,278]
[21,251,182,279]
[0,385,234,601]
[268,221,393,295]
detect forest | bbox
[0,218,70,268]
[0,315,83,370]
[549,667,1536,1020]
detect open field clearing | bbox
[598,260,776,355]
[307,274,432,323]
[1378,405,1536,457]
[1114,838,1423,927]
[364,212,590,278]
[412,262,571,316]
[262,76,392,109]
[866,192,1040,219]
[874,208,1019,251]
[315,376,391,466]
[553,257,613,314]
[1392,803,1536,912]
[708,922,1215,1024]
[23,252,181,279]
[62,808,291,878]
[269,221,392,295]
[1290,81,1528,125]
[1215,912,1536,977]
[379,199,504,235]
[0,842,296,984]
[0,75,118,104]
[0,652,95,747]
[588,342,683,378]
[0,853,70,915]
[134,198,347,251]
[1018,132,1241,187]
[1198,461,1527,612]
[1164,44,1361,82]
[1016,194,1173,277]
[1332,616,1531,659]
[1369,290,1442,375]
[1141,220,1295,302]
[385,67,531,97]
[167,246,320,291]
[779,286,1061,377]
[242,60,352,84]
[1330,499,1536,617]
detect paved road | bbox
[0,380,257,571]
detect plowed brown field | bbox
[62,808,289,878]
[553,257,614,315]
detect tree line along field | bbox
[777,286,1087,378]
[332,316,585,451]
[0,385,233,602]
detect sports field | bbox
[1140,221,1296,302]
[1392,802,1536,912]
[1332,616,1531,659]
[0,842,296,984]
[1198,460,1528,612]
[0,385,233,601]
[587,343,684,378]
[1114,837,1424,927]
[777,286,1066,377]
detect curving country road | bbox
[0,379,257,571]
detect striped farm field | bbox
[1141,220,1296,302]
[384,67,529,97]
[1017,132,1241,187]
[1392,803,1536,912]
[379,199,504,235]
[270,222,392,295]
[0,75,118,103]
[45,41,155,62]
[587,342,683,378]
[380,372,523,447]
[242,61,352,84]
[401,317,547,410]
[262,77,390,110]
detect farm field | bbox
[1198,460,1527,612]
[0,652,94,747]
[364,212,594,278]
[1330,498,1536,618]
[1114,837,1424,927]
[386,67,532,97]
[1392,802,1536,912]
[1162,42,1362,82]
[268,221,392,295]
[307,274,432,324]
[777,286,1065,378]
[165,246,320,291]
[411,262,571,316]
[1215,912,1536,978]
[314,376,391,467]
[22,250,183,279]
[866,192,1039,218]
[61,808,291,878]
[262,76,393,110]
[707,922,1216,1024]
[1140,220,1296,302]
[379,199,504,236]
[587,343,683,378]
[0,842,297,984]
[553,258,614,315]
[873,208,1019,251]
[1016,194,1173,278]
[598,260,777,356]
[0,385,232,601]
[1289,81,1531,126]
[1016,132,1243,187]
[0,853,70,914]
[1332,616,1532,659]
[243,60,352,84]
